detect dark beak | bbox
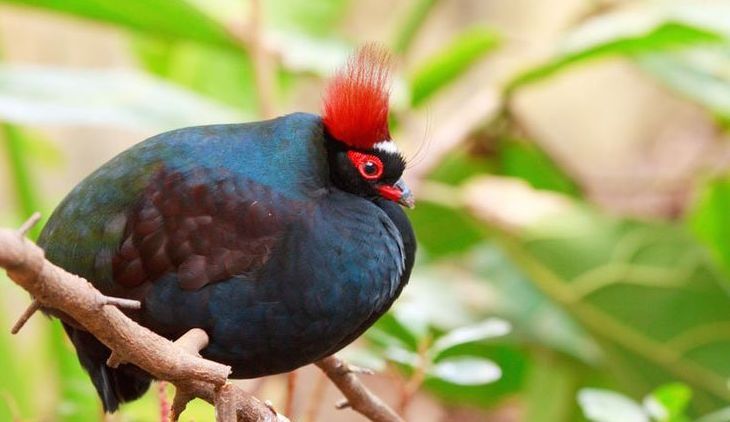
[394,179,415,209]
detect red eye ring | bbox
[347,151,383,180]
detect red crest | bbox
[322,44,392,150]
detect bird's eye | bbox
[362,161,379,176]
[347,151,384,180]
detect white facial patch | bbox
[374,140,399,154]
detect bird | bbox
[36,44,416,412]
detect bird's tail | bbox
[63,323,152,412]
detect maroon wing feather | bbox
[112,168,289,291]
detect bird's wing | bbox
[39,114,327,295]
[109,167,296,291]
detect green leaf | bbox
[636,46,730,121]
[264,0,348,38]
[431,318,511,356]
[423,342,528,408]
[428,356,502,386]
[466,177,730,411]
[409,27,499,106]
[407,202,484,259]
[688,177,730,277]
[2,125,41,235]
[644,383,692,422]
[465,243,601,364]
[499,138,581,197]
[1,0,240,50]
[507,8,726,95]
[0,64,245,130]
[0,278,31,421]
[394,0,439,54]
[524,353,583,422]
[427,147,495,185]
[696,406,730,422]
[578,388,648,422]
[49,321,99,421]
[133,37,259,113]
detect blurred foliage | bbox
[2,0,730,421]
[409,26,499,106]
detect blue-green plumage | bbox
[38,112,415,412]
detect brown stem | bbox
[1,218,400,422]
[284,371,297,418]
[249,0,277,118]
[10,299,40,334]
[397,336,431,414]
[316,356,404,422]
[17,212,41,236]
[303,371,328,422]
[0,223,286,422]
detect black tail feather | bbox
[63,323,152,412]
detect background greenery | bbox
[1,0,730,421]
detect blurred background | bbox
[1,0,730,420]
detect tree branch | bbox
[0,218,285,422]
[316,356,404,422]
[0,216,403,421]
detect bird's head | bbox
[321,44,415,209]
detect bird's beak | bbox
[377,178,416,209]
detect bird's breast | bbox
[198,192,406,376]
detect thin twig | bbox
[285,371,297,418]
[171,389,194,422]
[316,356,404,422]
[303,371,328,422]
[0,227,285,422]
[97,295,142,309]
[106,351,123,368]
[17,212,41,237]
[10,299,40,334]
[397,336,431,414]
[1,223,395,422]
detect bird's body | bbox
[38,46,415,412]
